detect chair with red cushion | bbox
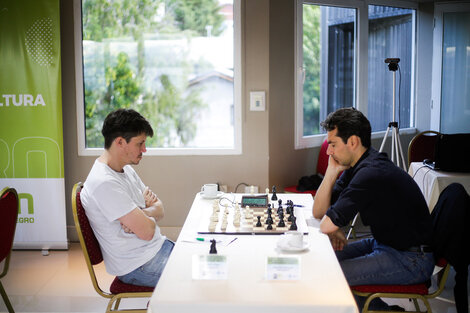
[351,258,450,313]
[72,182,153,313]
[0,187,19,313]
[284,139,329,196]
[350,183,469,313]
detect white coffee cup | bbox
[285,231,303,248]
[201,183,218,197]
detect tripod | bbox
[379,59,406,171]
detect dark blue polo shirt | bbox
[326,148,432,250]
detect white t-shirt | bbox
[81,159,165,276]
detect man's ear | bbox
[114,136,125,147]
[348,135,361,149]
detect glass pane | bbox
[82,0,235,148]
[368,5,414,132]
[440,12,470,133]
[302,4,355,136]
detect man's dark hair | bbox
[102,109,154,149]
[320,107,371,148]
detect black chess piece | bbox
[271,186,278,201]
[277,207,283,215]
[267,220,273,230]
[256,216,262,227]
[266,212,273,224]
[267,207,272,215]
[209,239,217,254]
[289,216,297,230]
[278,199,282,207]
[287,208,295,222]
[277,214,285,227]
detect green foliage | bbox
[82,0,164,41]
[169,0,225,36]
[81,0,225,148]
[302,4,321,135]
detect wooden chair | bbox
[72,182,154,313]
[408,130,440,167]
[351,258,450,313]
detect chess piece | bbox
[265,212,273,224]
[209,239,217,254]
[265,187,270,195]
[289,216,298,230]
[267,222,273,230]
[277,215,285,228]
[256,216,262,227]
[271,186,278,201]
[208,222,216,232]
[288,210,295,222]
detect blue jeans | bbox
[336,238,434,311]
[118,239,174,287]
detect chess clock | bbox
[241,195,268,208]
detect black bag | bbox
[297,174,323,191]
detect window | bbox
[74,0,241,155]
[431,3,470,134]
[295,0,416,149]
[368,5,415,132]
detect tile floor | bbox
[0,243,468,313]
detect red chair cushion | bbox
[351,283,429,295]
[284,185,317,196]
[110,277,154,294]
[76,191,104,265]
[316,139,329,176]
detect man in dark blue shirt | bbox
[313,107,434,311]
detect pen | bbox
[196,238,221,242]
[227,237,238,245]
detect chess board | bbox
[197,201,309,235]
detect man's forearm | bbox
[143,199,165,221]
[312,171,337,219]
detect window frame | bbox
[295,0,418,149]
[73,0,242,156]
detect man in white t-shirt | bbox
[81,108,173,287]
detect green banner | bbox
[0,0,67,249]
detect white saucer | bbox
[200,191,224,199]
[276,238,310,252]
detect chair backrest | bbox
[0,187,19,278]
[316,139,329,176]
[431,182,470,265]
[72,182,111,298]
[408,130,440,166]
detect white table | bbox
[148,193,358,313]
[409,162,470,211]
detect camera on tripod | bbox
[384,58,400,71]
